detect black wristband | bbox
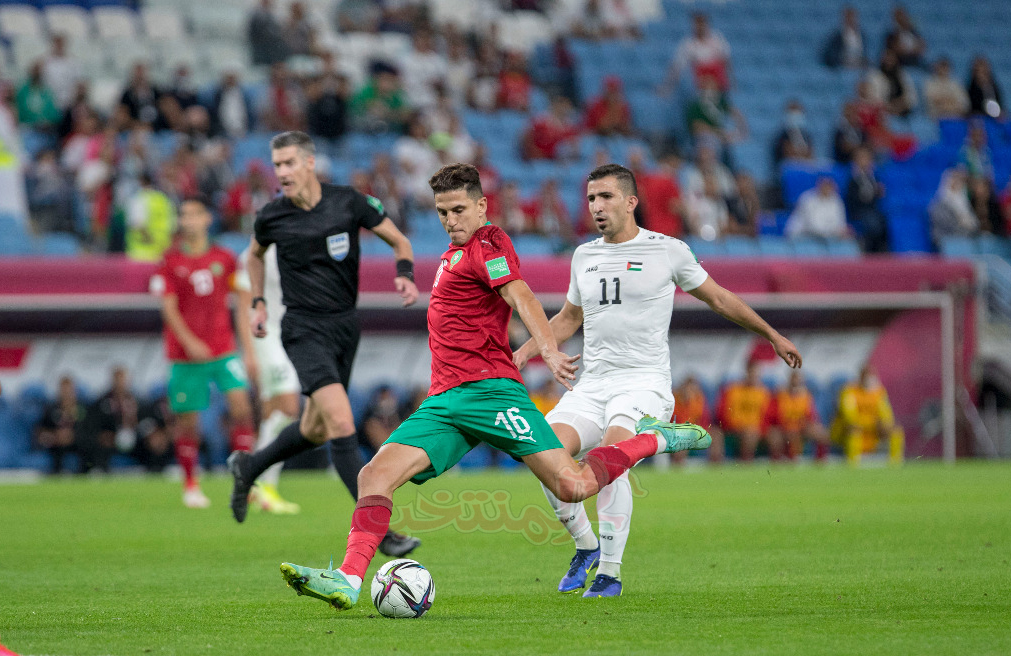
[395,259,414,282]
[251,296,266,309]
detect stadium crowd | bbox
[0,0,1009,257]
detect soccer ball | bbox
[370,559,435,618]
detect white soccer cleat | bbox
[183,486,211,509]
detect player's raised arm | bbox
[246,236,269,338]
[513,300,584,371]
[370,217,419,307]
[499,279,580,389]
[688,276,802,368]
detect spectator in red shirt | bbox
[521,95,581,161]
[221,161,277,232]
[496,52,532,112]
[585,76,632,136]
[522,178,576,246]
[629,149,684,237]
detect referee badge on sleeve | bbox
[327,233,350,261]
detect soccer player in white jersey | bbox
[236,244,302,514]
[514,163,801,598]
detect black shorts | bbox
[281,309,361,396]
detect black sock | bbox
[247,422,316,480]
[328,435,364,501]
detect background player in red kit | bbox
[151,196,255,508]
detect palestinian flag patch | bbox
[486,256,511,280]
[626,262,643,271]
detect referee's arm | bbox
[246,237,269,337]
[371,218,419,307]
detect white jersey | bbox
[566,228,708,383]
[236,244,286,335]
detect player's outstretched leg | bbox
[634,416,712,453]
[280,560,358,611]
[541,481,600,592]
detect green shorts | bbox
[385,378,563,484]
[168,354,248,414]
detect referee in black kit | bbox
[229,131,421,557]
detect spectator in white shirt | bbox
[865,48,918,117]
[662,13,731,93]
[393,113,440,214]
[786,176,849,240]
[399,30,448,110]
[821,6,868,69]
[42,35,80,111]
[924,57,970,120]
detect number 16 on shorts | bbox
[495,407,534,442]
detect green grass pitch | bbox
[1,461,1009,655]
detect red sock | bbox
[175,436,199,488]
[340,495,392,580]
[230,423,255,452]
[582,433,659,489]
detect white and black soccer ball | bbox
[370,559,435,618]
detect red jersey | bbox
[427,224,524,396]
[152,245,238,362]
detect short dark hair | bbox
[429,163,483,199]
[270,131,315,155]
[587,163,637,197]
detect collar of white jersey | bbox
[600,226,645,246]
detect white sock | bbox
[337,569,362,590]
[541,481,599,551]
[255,410,295,488]
[597,471,633,580]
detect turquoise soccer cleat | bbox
[635,416,712,453]
[280,561,359,611]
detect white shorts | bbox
[253,329,301,401]
[545,374,675,459]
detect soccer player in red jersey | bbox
[277,164,774,611]
[151,196,255,508]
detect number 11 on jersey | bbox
[599,277,622,305]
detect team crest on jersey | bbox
[326,232,350,261]
[210,262,223,276]
[449,251,463,270]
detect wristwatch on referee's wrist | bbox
[251,296,266,309]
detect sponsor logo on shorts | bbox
[327,232,350,261]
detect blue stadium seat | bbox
[722,235,759,258]
[215,232,250,256]
[0,230,34,256]
[510,234,556,256]
[938,236,976,259]
[791,238,829,258]
[38,233,80,257]
[825,239,862,258]
[756,235,793,257]
[684,237,724,260]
